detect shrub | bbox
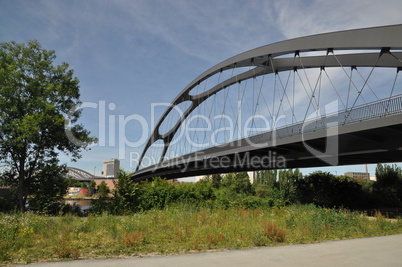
[262,221,286,243]
[176,180,215,206]
[96,181,110,198]
[138,177,177,211]
[122,231,145,248]
[374,164,402,207]
[254,183,269,198]
[240,196,273,209]
[221,172,252,194]
[296,172,362,208]
[112,170,140,214]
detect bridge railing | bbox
[342,94,402,124]
[252,94,402,143]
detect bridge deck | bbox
[132,111,402,181]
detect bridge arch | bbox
[134,24,402,181]
[65,167,95,181]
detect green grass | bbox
[1,204,402,265]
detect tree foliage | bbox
[0,40,96,211]
[278,169,302,202]
[27,162,68,214]
[375,164,402,187]
[91,166,402,215]
[96,181,110,198]
[112,170,139,213]
[296,171,362,208]
[374,163,402,206]
[221,172,252,194]
[202,174,223,189]
[254,170,277,188]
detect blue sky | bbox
[1,0,402,177]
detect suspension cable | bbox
[274,54,298,130]
[342,49,383,123]
[190,81,203,151]
[250,72,266,134]
[347,52,382,116]
[346,67,355,110]
[389,68,400,99]
[323,68,346,109]
[355,68,380,100]
[297,52,320,110]
[300,49,331,132]
[386,68,400,114]
[216,70,233,143]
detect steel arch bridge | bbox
[65,167,95,181]
[132,24,402,182]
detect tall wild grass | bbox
[1,204,402,265]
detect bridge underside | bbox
[133,114,402,182]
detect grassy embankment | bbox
[1,204,402,265]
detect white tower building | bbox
[102,159,120,178]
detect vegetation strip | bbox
[1,205,402,265]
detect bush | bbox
[254,183,269,198]
[112,170,140,214]
[137,177,177,211]
[0,192,17,213]
[176,180,215,206]
[96,181,110,198]
[374,164,402,207]
[221,172,252,194]
[262,221,286,243]
[240,196,273,209]
[296,172,362,209]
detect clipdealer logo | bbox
[64,99,340,169]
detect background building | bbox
[344,172,370,181]
[102,159,120,178]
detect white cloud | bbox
[273,0,402,39]
[111,0,280,62]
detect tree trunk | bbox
[18,157,26,212]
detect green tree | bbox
[138,177,177,211]
[177,180,215,205]
[254,183,269,198]
[0,170,18,212]
[374,163,402,206]
[221,172,252,194]
[296,171,362,208]
[89,180,96,188]
[97,181,110,198]
[201,174,222,189]
[254,170,277,189]
[375,163,402,187]
[0,40,96,211]
[65,177,82,187]
[211,174,222,189]
[278,169,302,203]
[27,161,68,214]
[112,170,139,213]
